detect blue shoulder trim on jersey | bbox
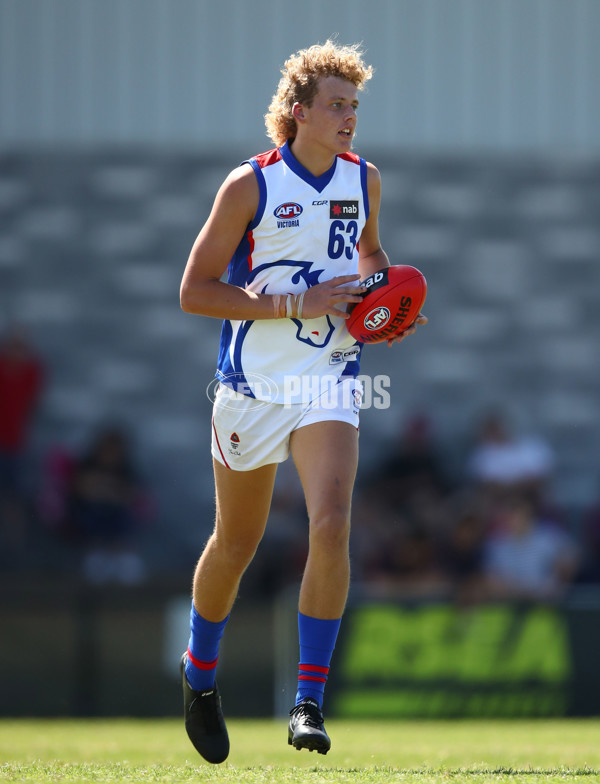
[359,157,369,221]
[227,232,252,287]
[245,158,267,229]
[280,140,338,193]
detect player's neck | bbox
[287,138,336,178]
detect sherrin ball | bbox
[346,265,427,344]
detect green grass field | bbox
[1,718,599,783]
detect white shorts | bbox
[211,377,362,471]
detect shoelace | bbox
[291,701,324,729]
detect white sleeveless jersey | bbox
[215,140,369,404]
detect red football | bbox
[346,265,427,344]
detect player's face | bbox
[301,76,359,155]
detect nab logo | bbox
[364,307,391,331]
[274,202,303,219]
[330,200,359,219]
[364,271,385,289]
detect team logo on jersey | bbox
[246,259,336,348]
[364,306,391,331]
[274,202,302,228]
[330,200,359,219]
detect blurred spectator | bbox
[352,492,450,598]
[68,425,151,585]
[439,497,488,604]
[38,445,77,539]
[482,492,579,601]
[368,412,449,509]
[466,410,555,505]
[351,412,451,596]
[575,486,600,584]
[0,326,44,562]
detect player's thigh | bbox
[213,457,278,543]
[290,420,359,520]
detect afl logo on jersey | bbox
[274,202,303,219]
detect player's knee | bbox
[214,531,261,570]
[309,510,350,551]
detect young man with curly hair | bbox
[179,40,426,764]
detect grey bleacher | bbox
[1,149,599,568]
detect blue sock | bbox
[295,612,342,708]
[185,604,229,692]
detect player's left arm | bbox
[358,162,427,346]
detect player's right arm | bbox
[180,165,364,321]
[180,165,269,319]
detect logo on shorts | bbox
[228,432,241,457]
[352,388,363,411]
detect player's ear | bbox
[292,102,306,123]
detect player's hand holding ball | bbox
[346,265,428,346]
[384,311,428,346]
[298,274,367,320]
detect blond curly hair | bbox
[264,40,373,147]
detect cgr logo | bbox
[364,306,391,331]
[274,202,303,219]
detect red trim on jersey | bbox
[254,147,282,168]
[212,416,231,469]
[247,228,255,271]
[187,647,218,670]
[339,151,361,164]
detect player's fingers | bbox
[329,274,363,287]
[414,312,428,325]
[333,308,351,319]
[331,291,365,302]
[386,323,418,346]
[330,284,366,297]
